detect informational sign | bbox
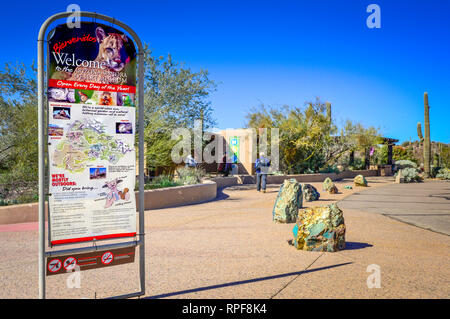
[230,136,240,163]
[47,22,137,246]
[46,246,136,276]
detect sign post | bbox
[38,11,146,299]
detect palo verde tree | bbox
[246,99,337,173]
[246,99,382,173]
[0,62,39,185]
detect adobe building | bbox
[217,128,257,175]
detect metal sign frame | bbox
[38,11,145,299]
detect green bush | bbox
[175,167,206,185]
[349,158,365,170]
[144,175,181,190]
[394,160,418,170]
[319,164,340,174]
[396,167,422,183]
[436,168,450,180]
[430,166,440,178]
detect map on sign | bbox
[52,118,133,173]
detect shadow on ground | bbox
[344,242,373,250]
[145,262,352,299]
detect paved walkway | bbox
[0,177,449,299]
[339,180,450,235]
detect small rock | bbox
[354,174,368,187]
[302,184,320,202]
[323,177,338,194]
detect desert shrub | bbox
[319,164,340,174]
[396,167,422,183]
[175,167,206,185]
[436,168,450,180]
[349,158,366,170]
[430,166,442,178]
[144,175,181,190]
[394,160,417,170]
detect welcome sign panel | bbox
[47,22,137,245]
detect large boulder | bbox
[302,184,320,202]
[354,174,368,187]
[322,177,338,194]
[272,179,302,223]
[292,203,346,252]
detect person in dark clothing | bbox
[255,151,270,193]
[218,153,232,177]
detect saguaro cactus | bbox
[423,92,431,177]
[417,122,423,142]
[326,102,332,124]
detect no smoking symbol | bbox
[48,258,62,273]
[101,251,114,265]
[63,257,77,271]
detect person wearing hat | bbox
[255,151,270,193]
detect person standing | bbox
[185,154,197,168]
[255,151,270,193]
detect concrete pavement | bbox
[339,180,450,235]
[0,176,449,299]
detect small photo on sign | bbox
[48,87,75,103]
[53,107,71,120]
[48,124,64,136]
[116,122,133,134]
[90,167,107,179]
[98,91,117,106]
[75,89,96,104]
[117,92,135,107]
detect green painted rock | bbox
[292,203,346,252]
[344,185,353,190]
[302,184,320,202]
[322,177,338,194]
[272,179,302,223]
[354,174,368,187]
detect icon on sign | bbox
[48,258,62,273]
[63,257,77,271]
[101,251,114,265]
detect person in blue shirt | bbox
[185,154,197,168]
[255,151,270,193]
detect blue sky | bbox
[1,0,449,143]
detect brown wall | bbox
[135,180,217,210]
